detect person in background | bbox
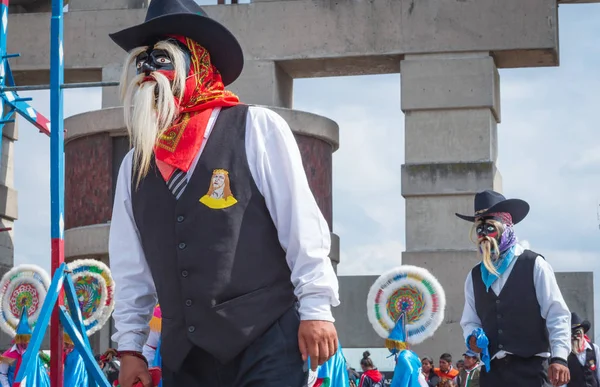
[434,353,459,386]
[359,351,384,387]
[459,190,571,387]
[347,363,360,387]
[458,350,482,387]
[456,360,465,372]
[421,356,440,387]
[562,312,599,387]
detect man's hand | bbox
[118,354,153,387]
[548,363,569,386]
[298,320,338,371]
[468,335,482,353]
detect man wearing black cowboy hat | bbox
[107,1,340,386]
[563,312,600,387]
[459,190,571,387]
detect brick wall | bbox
[65,133,334,230]
[294,134,333,230]
[65,134,113,229]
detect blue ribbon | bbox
[466,328,491,372]
[480,245,516,291]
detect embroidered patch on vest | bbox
[199,169,238,209]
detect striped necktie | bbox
[167,169,187,199]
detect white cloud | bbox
[337,240,405,276]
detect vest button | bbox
[496,300,501,304]
[181,270,189,278]
[178,242,187,249]
[498,344,504,349]
[498,329,503,334]
[188,326,196,333]
[177,215,185,223]
[185,299,193,307]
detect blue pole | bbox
[0,0,10,180]
[49,0,65,384]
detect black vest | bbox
[131,105,296,370]
[472,250,549,358]
[568,347,599,387]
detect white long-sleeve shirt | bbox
[142,330,160,365]
[460,243,571,361]
[0,362,9,387]
[110,106,340,352]
[559,341,600,387]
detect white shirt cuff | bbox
[299,296,335,322]
[117,332,148,353]
[552,346,570,362]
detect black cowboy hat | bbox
[455,190,530,224]
[108,0,244,86]
[572,312,591,333]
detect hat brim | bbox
[109,13,244,86]
[455,198,530,225]
[573,320,591,334]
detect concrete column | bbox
[400,52,502,358]
[102,63,124,109]
[0,115,18,277]
[228,60,293,108]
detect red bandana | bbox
[153,35,240,181]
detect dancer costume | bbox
[0,264,51,387]
[458,190,570,387]
[62,259,115,387]
[367,265,446,387]
[142,305,163,387]
[108,0,338,384]
[306,344,350,387]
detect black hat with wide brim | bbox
[571,312,591,333]
[108,0,244,86]
[455,190,530,225]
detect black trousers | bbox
[480,355,551,387]
[162,306,307,387]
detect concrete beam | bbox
[68,0,149,11]
[8,0,559,81]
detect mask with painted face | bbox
[472,212,517,276]
[120,35,240,186]
[572,327,586,355]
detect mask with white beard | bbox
[472,217,505,276]
[470,213,518,276]
[119,37,191,187]
[572,327,586,355]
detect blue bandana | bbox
[480,245,517,291]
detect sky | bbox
[8,1,600,371]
